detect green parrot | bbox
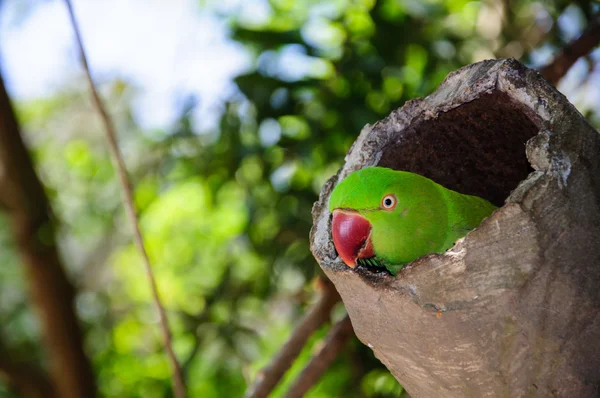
[328,167,497,275]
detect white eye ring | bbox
[381,194,397,210]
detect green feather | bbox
[329,167,497,275]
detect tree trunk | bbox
[310,59,600,397]
[0,72,96,397]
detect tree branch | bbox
[284,315,354,398]
[0,73,96,396]
[540,14,600,85]
[62,1,186,397]
[244,277,341,398]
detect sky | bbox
[0,0,250,131]
[1,0,599,133]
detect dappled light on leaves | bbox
[1,0,599,396]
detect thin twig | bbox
[244,277,341,398]
[62,1,186,397]
[284,316,354,398]
[540,15,600,85]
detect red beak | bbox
[331,209,375,268]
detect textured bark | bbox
[310,59,600,397]
[0,73,96,397]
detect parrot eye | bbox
[381,194,397,210]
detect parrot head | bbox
[328,167,448,274]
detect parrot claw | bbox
[356,257,388,273]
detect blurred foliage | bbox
[1,0,599,397]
